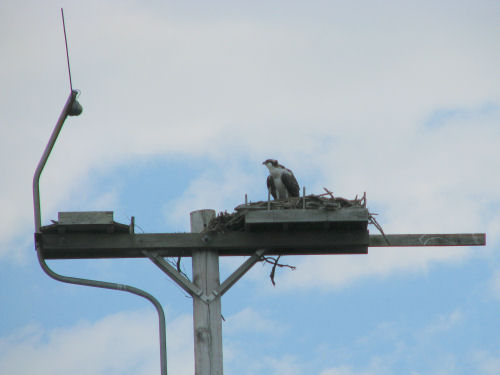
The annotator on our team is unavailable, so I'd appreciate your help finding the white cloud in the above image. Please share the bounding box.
[163,164,261,232]
[224,307,286,336]
[471,350,500,375]
[418,309,463,338]
[265,354,302,375]
[319,356,392,375]
[271,246,470,291]
[225,352,303,375]
[317,310,466,375]
[223,308,297,374]
[0,310,193,375]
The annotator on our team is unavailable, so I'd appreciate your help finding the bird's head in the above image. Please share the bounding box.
[262,159,279,170]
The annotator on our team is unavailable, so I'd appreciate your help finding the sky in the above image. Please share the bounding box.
[1,0,499,374]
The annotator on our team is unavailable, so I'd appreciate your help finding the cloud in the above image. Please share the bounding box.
[224,307,286,336]
[418,309,463,338]
[317,309,480,375]
[265,355,302,375]
[269,246,470,291]
[488,270,500,299]
[0,306,291,375]
[163,163,262,231]
[319,354,394,375]
[223,308,296,374]
[0,310,193,375]
[320,365,374,375]
[225,352,303,375]
[470,350,500,375]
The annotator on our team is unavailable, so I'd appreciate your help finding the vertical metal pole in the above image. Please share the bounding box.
[191,209,223,375]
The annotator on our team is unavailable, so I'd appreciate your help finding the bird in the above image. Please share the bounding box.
[262,159,300,200]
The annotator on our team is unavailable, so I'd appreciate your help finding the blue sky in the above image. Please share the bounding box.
[1,1,500,374]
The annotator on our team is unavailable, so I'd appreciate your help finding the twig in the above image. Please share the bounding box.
[165,256,190,281]
[322,187,335,200]
[369,214,390,245]
[176,256,182,273]
[260,255,296,286]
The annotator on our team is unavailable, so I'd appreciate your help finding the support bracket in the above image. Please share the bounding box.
[145,251,204,298]
[207,249,266,303]
[146,249,266,305]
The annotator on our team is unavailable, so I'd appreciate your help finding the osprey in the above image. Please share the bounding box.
[262,159,300,200]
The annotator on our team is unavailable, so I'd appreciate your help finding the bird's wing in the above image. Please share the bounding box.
[281,172,300,197]
[266,175,277,200]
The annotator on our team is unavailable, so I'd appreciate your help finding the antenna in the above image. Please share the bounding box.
[59,8,82,116]
[61,8,73,91]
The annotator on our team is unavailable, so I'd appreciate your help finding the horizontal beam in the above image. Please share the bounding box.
[369,233,486,247]
[37,232,485,260]
[37,231,369,259]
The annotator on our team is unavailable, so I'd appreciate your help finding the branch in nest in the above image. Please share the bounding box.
[260,255,296,286]
[369,214,390,245]
[322,187,335,200]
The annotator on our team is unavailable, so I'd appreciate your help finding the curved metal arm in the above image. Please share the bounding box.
[33,90,81,233]
[32,91,167,374]
[35,236,167,375]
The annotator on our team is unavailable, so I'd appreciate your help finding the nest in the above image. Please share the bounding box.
[204,190,367,234]
[199,190,388,286]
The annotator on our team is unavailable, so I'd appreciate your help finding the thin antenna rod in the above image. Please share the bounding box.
[61,8,73,91]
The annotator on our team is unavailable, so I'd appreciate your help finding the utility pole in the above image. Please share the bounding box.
[191,209,223,375]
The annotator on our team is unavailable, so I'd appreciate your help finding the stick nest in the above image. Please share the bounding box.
[204,190,366,234]
[199,190,388,286]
